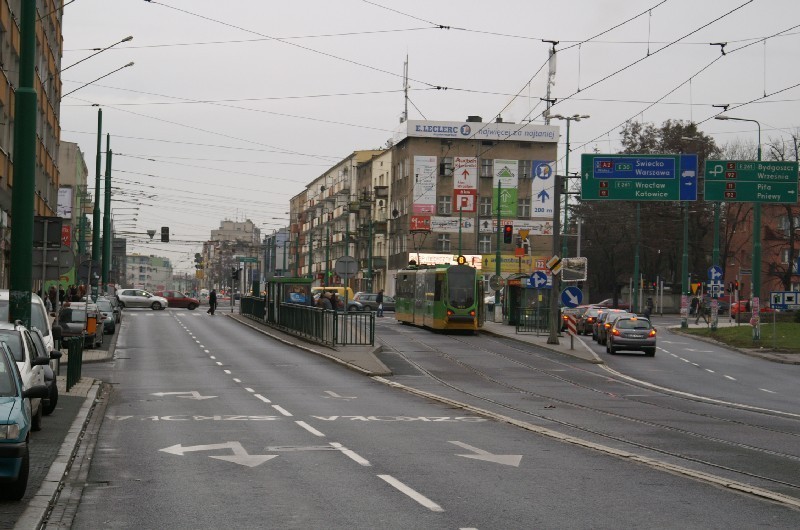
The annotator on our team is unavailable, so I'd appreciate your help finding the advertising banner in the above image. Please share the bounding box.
[57,187,73,218]
[493,159,518,217]
[530,160,555,218]
[430,216,475,234]
[412,156,437,214]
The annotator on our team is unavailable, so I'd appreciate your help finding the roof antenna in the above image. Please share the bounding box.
[710,42,727,56]
[712,103,730,112]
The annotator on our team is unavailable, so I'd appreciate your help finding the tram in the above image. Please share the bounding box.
[394,263,484,332]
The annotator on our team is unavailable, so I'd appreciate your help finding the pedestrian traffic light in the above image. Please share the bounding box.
[503,224,513,244]
[160,226,169,242]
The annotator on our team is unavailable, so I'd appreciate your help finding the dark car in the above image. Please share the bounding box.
[576,306,603,335]
[606,316,657,356]
[596,310,634,344]
[57,303,104,349]
[154,291,200,310]
[353,292,395,312]
[595,298,632,311]
[94,298,117,334]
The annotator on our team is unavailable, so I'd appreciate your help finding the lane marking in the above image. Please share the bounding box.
[216,362,223,366]
[296,421,325,437]
[330,442,371,466]
[254,394,271,403]
[224,370,231,375]
[233,378,242,383]
[377,474,443,512]
[245,387,255,393]
[724,375,737,381]
[760,388,776,394]
[272,405,293,417]
[705,369,715,373]
[210,356,216,360]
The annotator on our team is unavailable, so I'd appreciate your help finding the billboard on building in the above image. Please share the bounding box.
[57,187,73,218]
[493,159,518,216]
[412,156,437,214]
[530,160,556,218]
[394,120,559,144]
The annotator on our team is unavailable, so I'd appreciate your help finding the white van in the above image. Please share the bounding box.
[0,290,59,352]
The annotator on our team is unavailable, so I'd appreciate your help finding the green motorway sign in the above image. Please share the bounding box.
[581,153,698,201]
[236,256,258,263]
[704,160,799,203]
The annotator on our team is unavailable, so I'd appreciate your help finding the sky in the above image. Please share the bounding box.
[58,0,800,273]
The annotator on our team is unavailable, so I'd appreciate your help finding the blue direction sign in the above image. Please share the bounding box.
[561,286,583,308]
[530,271,550,289]
[707,265,723,281]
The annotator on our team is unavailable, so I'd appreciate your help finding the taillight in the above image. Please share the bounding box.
[604,323,611,329]
[446,309,454,316]
[612,329,620,336]
[562,315,568,320]
[649,329,657,337]
[469,310,475,316]
[587,317,595,323]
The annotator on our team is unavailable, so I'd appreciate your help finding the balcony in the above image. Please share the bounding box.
[374,185,388,198]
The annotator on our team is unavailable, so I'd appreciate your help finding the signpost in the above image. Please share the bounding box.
[580,154,698,201]
[704,160,799,202]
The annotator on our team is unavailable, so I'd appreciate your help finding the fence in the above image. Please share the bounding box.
[516,307,551,335]
[63,337,83,391]
[241,296,374,347]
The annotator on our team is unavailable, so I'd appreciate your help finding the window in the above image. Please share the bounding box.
[437,234,451,252]
[479,235,491,254]
[519,160,532,178]
[479,196,493,216]
[518,198,531,218]
[781,248,791,264]
[778,215,800,236]
[438,195,452,215]
[480,158,493,178]
[439,157,453,177]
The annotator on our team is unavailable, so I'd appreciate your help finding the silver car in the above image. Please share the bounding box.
[116,289,169,310]
[606,316,656,356]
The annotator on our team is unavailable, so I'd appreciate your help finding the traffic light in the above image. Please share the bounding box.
[160,226,169,242]
[734,280,739,291]
[503,224,513,244]
[231,267,240,280]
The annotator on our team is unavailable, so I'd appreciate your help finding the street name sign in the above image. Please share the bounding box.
[704,160,799,203]
[581,153,697,201]
[236,256,258,263]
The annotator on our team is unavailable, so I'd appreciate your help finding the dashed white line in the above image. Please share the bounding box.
[224,370,231,374]
[329,443,370,466]
[691,363,699,367]
[209,356,216,360]
[705,369,715,373]
[296,421,325,437]
[254,394,271,403]
[272,405,293,417]
[378,474,443,512]
[724,375,737,381]
[215,362,222,366]
[233,378,242,383]
[245,387,255,393]
[760,388,776,394]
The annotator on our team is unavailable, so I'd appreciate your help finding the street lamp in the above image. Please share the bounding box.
[552,114,590,258]
[714,114,762,340]
[62,35,133,71]
[62,62,135,99]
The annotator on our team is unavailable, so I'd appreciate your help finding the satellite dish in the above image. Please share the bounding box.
[147,230,156,240]
[392,209,400,218]
[378,200,385,207]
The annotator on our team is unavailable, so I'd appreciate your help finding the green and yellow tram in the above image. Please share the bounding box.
[395,263,484,332]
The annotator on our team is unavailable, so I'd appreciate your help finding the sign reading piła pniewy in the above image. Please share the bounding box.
[704,160,799,203]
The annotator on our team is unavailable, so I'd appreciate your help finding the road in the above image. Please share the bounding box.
[57,309,800,528]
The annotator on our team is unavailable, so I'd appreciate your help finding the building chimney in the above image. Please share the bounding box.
[495,116,503,123]
[466,115,483,123]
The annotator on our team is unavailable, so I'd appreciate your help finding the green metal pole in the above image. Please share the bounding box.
[367,219,373,292]
[562,118,570,258]
[681,202,689,328]
[548,174,562,344]
[102,137,112,291]
[495,181,502,311]
[633,203,640,312]
[711,201,720,331]
[752,130,762,340]
[8,0,36,326]
[92,109,102,264]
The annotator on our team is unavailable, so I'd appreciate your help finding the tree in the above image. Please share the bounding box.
[574,120,720,300]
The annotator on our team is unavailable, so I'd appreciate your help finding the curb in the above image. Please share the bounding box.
[480,327,604,364]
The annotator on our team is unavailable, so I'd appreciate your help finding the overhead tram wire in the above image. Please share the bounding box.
[572,21,800,154]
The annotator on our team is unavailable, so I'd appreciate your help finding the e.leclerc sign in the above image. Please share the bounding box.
[704,160,799,203]
[580,154,697,201]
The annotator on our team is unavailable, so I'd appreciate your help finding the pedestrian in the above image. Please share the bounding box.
[690,295,699,316]
[318,292,333,310]
[207,289,217,315]
[48,285,58,313]
[695,297,709,325]
[59,285,66,305]
[644,297,653,319]
[376,289,384,317]
[69,284,78,302]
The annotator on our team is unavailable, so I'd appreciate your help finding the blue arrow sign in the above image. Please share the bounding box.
[680,154,698,201]
[530,271,549,289]
[561,286,583,308]
[707,265,723,280]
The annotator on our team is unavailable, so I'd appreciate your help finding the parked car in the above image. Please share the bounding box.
[596,311,634,344]
[0,341,49,500]
[94,298,117,334]
[353,292,395,312]
[103,295,122,323]
[576,306,603,335]
[154,291,200,310]
[29,327,62,416]
[595,298,632,311]
[116,289,169,310]
[730,300,774,316]
[560,306,583,332]
[606,316,657,356]
[0,321,52,432]
[57,303,104,349]
[0,290,60,356]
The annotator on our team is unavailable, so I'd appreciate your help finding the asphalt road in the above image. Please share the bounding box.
[60,309,800,528]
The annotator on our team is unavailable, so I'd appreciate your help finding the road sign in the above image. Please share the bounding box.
[707,280,724,298]
[770,291,800,310]
[704,160,799,203]
[334,256,358,279]
[561,257,587,282]
[560,286,583,308]
[580,153,697,201]
[546,255,562,275]
[489,275,506,291]
[530,271,549,289]
[707,265,723,281]
[236,256,258,263]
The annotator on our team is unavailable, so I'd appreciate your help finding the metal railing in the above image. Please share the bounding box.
[516,307,551,335]
[241,296,373,346]
[63,337,84,391]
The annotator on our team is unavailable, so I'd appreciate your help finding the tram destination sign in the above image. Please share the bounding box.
[704,160,799,203]
[581,153,697,201]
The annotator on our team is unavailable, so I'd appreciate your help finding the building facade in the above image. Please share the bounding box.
[200,219,262,291]
[124,254,173,291]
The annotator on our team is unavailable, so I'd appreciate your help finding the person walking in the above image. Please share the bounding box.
[48,285,58,313]
[207,289,217,315]
[376,289,384,317]
[695,297,709,325]
[318,292,333,310]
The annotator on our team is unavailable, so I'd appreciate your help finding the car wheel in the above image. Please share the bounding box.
[152,302,162,310]
[31,400,43,431]
[644,348,656,357]
[187,303,197,310]
[118,301,125,309]
[44,382,58,415]
[1,447,29,500]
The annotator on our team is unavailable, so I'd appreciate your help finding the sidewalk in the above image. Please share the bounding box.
[480,319,604,363]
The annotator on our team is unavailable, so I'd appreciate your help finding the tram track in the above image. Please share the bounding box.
[378,327,800,499]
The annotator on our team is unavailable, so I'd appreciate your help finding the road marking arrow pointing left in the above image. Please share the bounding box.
[151,391,217,400]
[449,441,522,467]
[160,441,277,468]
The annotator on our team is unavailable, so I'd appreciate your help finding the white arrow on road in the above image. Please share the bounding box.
[449,441,522,467]
[324,390,357,400]
[151,391,217,400]
[160,441,277,467]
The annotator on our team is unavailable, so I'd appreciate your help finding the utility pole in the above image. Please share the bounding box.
[541,40,558,125]
[102,135,112,293]
[8,0,36,327]
[92,108,102,297]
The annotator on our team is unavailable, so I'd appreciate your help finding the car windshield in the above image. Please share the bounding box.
[96,300,113,312]
[616,319,651,330]
[0,330,23,362]
[0,300,50,337]
[60,308,87,323]
[0,347,14,396]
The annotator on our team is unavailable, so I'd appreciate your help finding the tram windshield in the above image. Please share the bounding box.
[447,265,475,308]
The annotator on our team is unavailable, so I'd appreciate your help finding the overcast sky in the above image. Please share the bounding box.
[59,0,800,273]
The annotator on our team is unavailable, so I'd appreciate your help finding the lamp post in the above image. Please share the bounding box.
[715,115,762,340]
[552,114,590,258]
[61,62,134,99]
[62,35,133,71]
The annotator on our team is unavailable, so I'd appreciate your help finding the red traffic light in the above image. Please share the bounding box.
[503,224,513,244]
